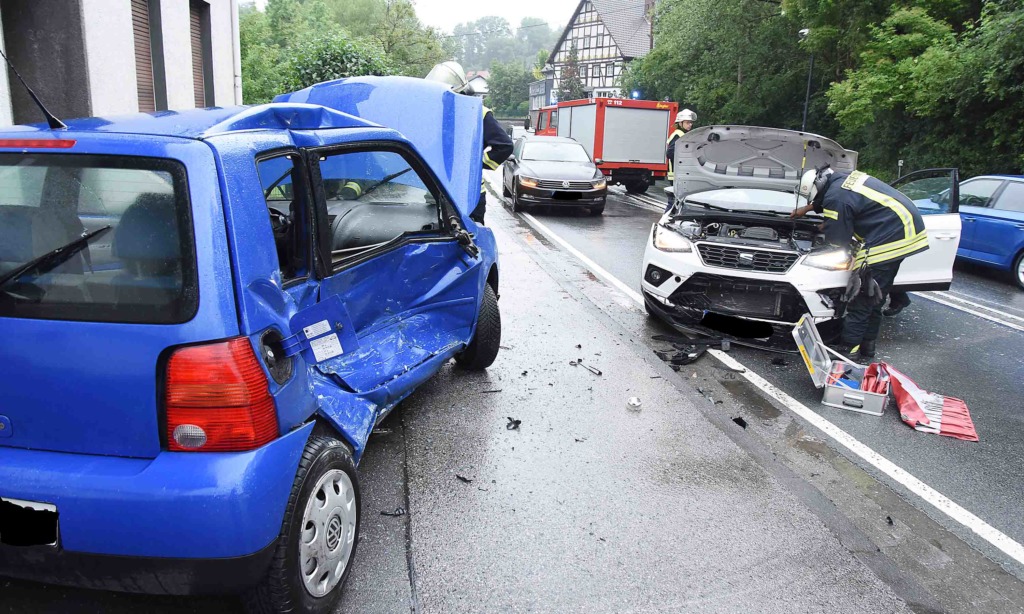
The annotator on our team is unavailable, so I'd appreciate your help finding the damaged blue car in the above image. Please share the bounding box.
[0,76,500,612]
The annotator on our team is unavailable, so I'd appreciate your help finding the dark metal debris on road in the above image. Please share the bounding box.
[480,389,502,394]
[569,358,602,376]
[380,507,406,517]
[506,417,522,430]
[772,358,790,367]
[733,417,748,429]
[456,475,473,484]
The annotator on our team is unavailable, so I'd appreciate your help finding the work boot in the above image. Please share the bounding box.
[831,342,860,360]
[859,339,877,359]
[882,304,905,317]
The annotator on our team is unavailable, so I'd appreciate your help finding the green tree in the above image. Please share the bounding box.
[533,49,549,80]
[372,0,446,77]
[559,44,586,101]
[286,32,392,90]
[488,60,532,115]
[239,6,285,103]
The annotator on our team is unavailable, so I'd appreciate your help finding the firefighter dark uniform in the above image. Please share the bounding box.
[814,170,929,355]
[476,106,514,224]
[665,128,686,209]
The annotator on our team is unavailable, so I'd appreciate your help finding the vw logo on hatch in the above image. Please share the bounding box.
[562,180,571,188]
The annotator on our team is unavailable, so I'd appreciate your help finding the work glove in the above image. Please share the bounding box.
[843,266,884,305]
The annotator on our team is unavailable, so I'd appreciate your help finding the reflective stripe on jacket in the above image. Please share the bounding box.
[817,170,929,266]
[665,129,685,181]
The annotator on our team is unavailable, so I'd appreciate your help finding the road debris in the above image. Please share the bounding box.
[506,417,522,430]
[480,389,502,394]
[772,357,790,367]
[886,516,894,526]
[372,428,392,435]
[626,396,643,411]
[456,474,473,484]
[569,358,602,376]
[733,417,748,429]
[380,507,406,517]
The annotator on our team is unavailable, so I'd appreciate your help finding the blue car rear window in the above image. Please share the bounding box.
[0,154,197,324]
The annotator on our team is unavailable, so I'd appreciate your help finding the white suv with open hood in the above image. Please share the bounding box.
[642,126,962,328]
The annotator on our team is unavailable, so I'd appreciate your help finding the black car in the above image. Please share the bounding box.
[502,136,607,215]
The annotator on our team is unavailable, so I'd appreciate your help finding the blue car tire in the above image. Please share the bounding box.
[245,434,360,614]
[455,284,501,370]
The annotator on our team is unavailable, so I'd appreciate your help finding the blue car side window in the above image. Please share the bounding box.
[319,150,441,260]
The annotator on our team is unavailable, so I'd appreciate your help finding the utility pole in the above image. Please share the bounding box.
[799,29,813,132]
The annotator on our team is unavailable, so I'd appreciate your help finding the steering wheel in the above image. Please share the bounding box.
[268,206,290,231]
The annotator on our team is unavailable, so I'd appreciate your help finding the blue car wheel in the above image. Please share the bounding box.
[1014,251,1024,290]
[245,434,360,614]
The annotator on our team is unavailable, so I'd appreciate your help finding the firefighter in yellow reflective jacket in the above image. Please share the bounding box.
[792,167,928,359]
[426,61,513,224]
[665,109,696,209]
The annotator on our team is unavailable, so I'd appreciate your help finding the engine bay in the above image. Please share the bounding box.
[666,210,826,253]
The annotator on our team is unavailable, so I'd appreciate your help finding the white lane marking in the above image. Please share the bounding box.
[912,292,1024,333]
[518,209,1024,567]
[521,212,645,305]
[923,291,1024,324]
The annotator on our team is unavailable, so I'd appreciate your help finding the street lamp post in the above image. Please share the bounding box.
[799,28,813,132]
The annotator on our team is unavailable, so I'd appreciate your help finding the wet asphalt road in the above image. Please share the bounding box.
[525,181,1024,565]
[5,180,1024,613]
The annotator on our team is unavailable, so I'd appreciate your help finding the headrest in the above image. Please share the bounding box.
[0,206,39,261]
[112,193,180,260]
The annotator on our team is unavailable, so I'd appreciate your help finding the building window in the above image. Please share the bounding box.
[189,0,214,107]
[132,0,166,112]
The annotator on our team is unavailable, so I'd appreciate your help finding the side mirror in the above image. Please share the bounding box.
[465,76,489,96]
[594,158,603,165]
[507,154,516,163]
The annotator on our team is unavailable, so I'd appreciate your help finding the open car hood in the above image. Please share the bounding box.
[674,126,858,201]
[276,76,483,218]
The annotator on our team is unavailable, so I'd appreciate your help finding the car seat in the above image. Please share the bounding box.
[111,193,181,307]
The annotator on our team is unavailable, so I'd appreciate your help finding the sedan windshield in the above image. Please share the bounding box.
[522,142,591,163]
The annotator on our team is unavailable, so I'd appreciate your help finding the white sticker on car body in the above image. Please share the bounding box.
[303,320,332,339]
[310,333,343,362]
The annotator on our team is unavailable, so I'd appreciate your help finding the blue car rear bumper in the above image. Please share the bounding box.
[0,423,313,594]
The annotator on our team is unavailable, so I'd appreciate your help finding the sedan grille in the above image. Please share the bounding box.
[696,243,799,274]
[535,179,595,190]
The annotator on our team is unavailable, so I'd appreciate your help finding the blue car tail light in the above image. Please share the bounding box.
[164,338,279,452]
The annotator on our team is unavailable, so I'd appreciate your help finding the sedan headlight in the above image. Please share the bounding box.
[653,224,693,253]
[592,177,607,189]
[518,175,539,188]
[803,247,853,271]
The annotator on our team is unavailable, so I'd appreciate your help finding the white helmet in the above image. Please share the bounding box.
[798,166,833,203]
[675,109,696,123]
[425,61,469,93]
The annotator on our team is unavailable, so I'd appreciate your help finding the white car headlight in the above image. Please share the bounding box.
[592,177,606,189]
[803,248,853,271]
[653,224,693,253]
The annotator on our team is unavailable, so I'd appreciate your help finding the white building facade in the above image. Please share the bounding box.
[547,0,653,100]
[0,0,241,127]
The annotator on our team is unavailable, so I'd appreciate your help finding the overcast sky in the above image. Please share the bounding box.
[253,0,580,35]
[413,0,579,34]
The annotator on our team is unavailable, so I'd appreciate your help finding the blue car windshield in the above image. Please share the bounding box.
[0,154,196,324]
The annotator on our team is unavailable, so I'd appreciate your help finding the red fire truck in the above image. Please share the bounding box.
[532,98,677,194]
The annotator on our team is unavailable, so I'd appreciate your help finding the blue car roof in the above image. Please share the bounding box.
[0,77,483,217]
[0,103,378,140]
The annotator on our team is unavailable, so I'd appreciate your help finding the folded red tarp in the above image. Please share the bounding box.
[882,362,979,442]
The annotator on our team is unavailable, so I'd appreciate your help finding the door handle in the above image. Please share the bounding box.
[962,217,976,222]
[933,233,958,240]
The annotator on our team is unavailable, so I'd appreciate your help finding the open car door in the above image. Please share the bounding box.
[891,168,961,291]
